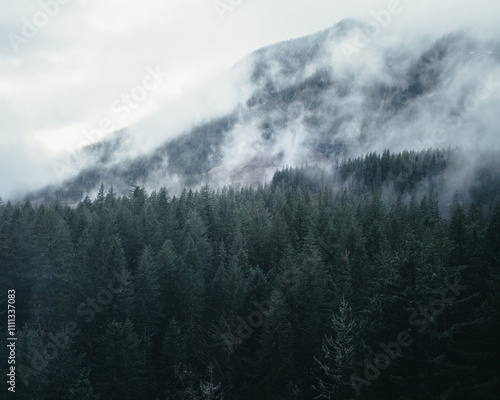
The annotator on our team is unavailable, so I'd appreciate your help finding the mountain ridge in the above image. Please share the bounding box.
[27,19,500,204]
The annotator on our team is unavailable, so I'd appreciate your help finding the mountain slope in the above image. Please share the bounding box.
[29,20,500,203]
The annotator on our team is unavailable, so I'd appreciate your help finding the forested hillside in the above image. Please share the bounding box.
[28,23,500,204]
[1,149,499,399]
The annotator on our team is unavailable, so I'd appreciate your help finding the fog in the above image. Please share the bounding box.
[206,28,499,191]
[1,0,500,201]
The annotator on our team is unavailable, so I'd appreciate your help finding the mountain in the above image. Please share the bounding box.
[28,19,500,204]
[3,17,500,400]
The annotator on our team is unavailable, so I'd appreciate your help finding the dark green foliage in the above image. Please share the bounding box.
[2,149,499,399]
[165,115,237,176]
[92,319,146,400]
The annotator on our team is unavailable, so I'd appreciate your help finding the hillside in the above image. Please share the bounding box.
[2,149,499,399]
[28,20,500,204]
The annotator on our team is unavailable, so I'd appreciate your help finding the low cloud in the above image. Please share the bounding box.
[1,0,500,200]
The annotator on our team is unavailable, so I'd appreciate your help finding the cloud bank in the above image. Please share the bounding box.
[1,0,499,200]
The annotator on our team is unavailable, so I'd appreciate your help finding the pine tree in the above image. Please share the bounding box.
[156,239,181,320]
[448,200,468,267]
[69,370,100,400]
[160,318,188,399]
[313,296,356,399]
[200,363,224,400]
[257,289,298,399]
[182,209,213,271]
[92,319,146,400]
[96,184,105,205]
[16,327,48,398]
[134,245,162,393]
[246,197,272,272]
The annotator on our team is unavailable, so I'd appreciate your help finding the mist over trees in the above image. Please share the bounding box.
[22,24,500,206]
[1,149,499,399]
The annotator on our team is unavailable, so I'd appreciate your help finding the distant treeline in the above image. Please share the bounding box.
[0,149,499,399]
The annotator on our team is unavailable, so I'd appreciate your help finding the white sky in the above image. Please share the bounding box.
[0,0,499,200]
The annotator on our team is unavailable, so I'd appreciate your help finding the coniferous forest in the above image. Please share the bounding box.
[1,149,499,400]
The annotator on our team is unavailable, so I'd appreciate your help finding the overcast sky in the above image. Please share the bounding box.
[1,0,499,200]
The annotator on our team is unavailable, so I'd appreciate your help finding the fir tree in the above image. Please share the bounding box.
[313,296,356,399]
